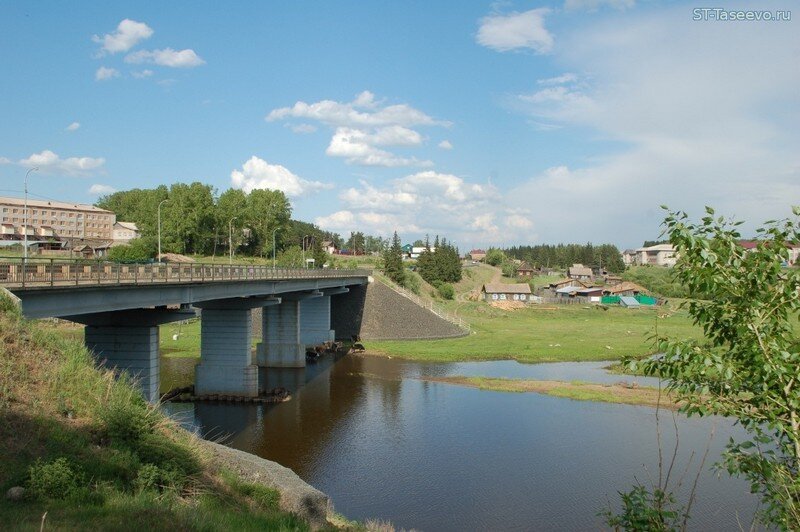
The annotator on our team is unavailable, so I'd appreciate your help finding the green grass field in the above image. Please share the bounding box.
[367,301,700,363]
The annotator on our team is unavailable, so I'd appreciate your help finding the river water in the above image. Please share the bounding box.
[162,355,761,531]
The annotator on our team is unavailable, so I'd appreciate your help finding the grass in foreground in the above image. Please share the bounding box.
[424,376,678,409]
[367,301,702,363]
[0,297,339,531]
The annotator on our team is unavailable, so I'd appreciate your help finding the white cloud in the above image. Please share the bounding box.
[438,140,453,150]
[268,91,447,167]
[286,123,317,134]
[131,69,154,79]
[230,156,332,197]
[93,19,153,54]
[95,66,120,81]
[316,170,533,244]
[325,126,431,167]
[65,122,80,132]
[125,48,205,68]
[267,90,447,128]
[477,8,553,53]
[88,184,116,195]
[18,150,105,176]
[537,73,578,85]
[564,0,635,11]
[506,5,800,245]
[0,157,10,165]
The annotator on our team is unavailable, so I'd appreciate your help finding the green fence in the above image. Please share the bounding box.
[601,294,657,306]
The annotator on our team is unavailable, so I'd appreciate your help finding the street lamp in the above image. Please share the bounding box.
[228,216,238,265]
[272,227,279,268]
[157,199,169,262]
[23,167,39,263]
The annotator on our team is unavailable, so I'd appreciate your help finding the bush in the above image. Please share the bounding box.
[97,388,157,445]
[28,457,84,500]
[107,237,156,262]
[437,283,455,300]
[134,463,185,493]
[401,271,422,294]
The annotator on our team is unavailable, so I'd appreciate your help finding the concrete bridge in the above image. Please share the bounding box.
[0,258,369,402]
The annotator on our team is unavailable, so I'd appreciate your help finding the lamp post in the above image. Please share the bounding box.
[272,227,279,268]
[23,167,39,263]
[228,216,237,265]
[157,199,169,263]
[302,234,313,269]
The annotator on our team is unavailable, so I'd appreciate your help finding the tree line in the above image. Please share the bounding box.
[504,243,625,273]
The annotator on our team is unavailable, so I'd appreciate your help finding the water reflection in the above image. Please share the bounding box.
[161,355,760,531]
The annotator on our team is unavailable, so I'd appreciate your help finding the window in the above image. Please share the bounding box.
[491,293,498,300]
[499,294,507,300]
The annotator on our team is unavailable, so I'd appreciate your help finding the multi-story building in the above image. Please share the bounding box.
[634,244,678,267]
[0,195,116,244]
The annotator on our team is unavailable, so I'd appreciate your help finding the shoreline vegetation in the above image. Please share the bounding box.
[420,376,680,410]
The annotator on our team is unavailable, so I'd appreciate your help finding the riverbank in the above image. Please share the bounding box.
[421,376,679,409]
[365,300,701,363]
[0,297,350,530]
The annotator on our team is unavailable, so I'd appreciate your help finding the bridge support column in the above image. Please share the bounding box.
[300,295,332,346]
[86,325,160,402]
[257,291,322,368]
[195,308,258,397]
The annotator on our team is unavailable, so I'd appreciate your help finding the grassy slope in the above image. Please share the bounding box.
[367,263,702,363]
[0,300,332,531]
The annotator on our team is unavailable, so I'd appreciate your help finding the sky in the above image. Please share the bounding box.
[1,1,797,250]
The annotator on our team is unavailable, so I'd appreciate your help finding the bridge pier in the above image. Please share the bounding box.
[299,287,349,347]
[66,308,196,403]
[194,297,278,397]
[257,291,322,368]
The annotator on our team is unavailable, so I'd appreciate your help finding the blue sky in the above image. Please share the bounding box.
[1,1,797,250]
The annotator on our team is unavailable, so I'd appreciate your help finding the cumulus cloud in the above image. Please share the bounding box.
[230,156,332,197]
[477,8,553,53]
[88,184,116,195]
[0,157,11,165]
[537,73,578,85]
[93,19,153,54]
[95,66,120,81]
[125,48,205,68]
[315,170,533,244]
[65,122,80,132]
[268,91,447,167]
[286,123,317,134]
[131,69,154,79]
[438,140,453,150]
[18,150,105,176]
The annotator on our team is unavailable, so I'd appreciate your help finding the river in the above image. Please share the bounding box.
[162,354,761,531]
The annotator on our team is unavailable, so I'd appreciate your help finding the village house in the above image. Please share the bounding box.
[555,285,604,302]
[604,274,623,286]
[469,249,487,261]
[738,240,800,266]
[112,221,139,245]
[549,278,591,290]
[482,283,532,302]
[602,281,648,297]
[567,263,593,281]
[321,240,337,254]
[634,244,678,267]
[621,249,637,267]
[516,261,535,277]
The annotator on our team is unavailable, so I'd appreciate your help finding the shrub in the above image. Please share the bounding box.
[97,388,157,445]
[134,463,184,493]
[437,283,455,300]
[28,457,84,500]
[401,271,422,294]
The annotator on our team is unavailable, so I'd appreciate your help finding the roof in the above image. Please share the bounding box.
[620,296,640,307]
[567,264,593,277]
[604,281,648,295]
[483,283,531,294]
[470,249,486,254]
[635,244,675,252]
[0,195,113,214]
[550,278,590,288]
[622,249,636,254]
[114,221,138,231]
[556,286,579,294]
[517,262,534,270]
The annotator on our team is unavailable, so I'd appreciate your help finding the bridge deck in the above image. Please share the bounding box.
[0,258,370,289]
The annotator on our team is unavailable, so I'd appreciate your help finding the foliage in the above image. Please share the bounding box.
[505,242,625,273]
[417,236,462,285]
[629,206,800,530]
[603,485,682,531]
[622,266,692,298]
[484,248,506,266]
[401,270,422,294]
[28,457,85,500]
[501,261,517,277]
[382,231,406,285]
[437,283,455,300]
[106,237,157,262]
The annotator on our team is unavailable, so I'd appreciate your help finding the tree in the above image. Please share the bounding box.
[620,206,800,530]
[246,189,291,256]
[383,231,405,285]
[485,248,506,266]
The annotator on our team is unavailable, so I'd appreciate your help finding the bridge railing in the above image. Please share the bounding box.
[0,257,370,288]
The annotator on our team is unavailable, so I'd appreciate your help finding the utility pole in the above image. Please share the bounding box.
[23,167,39,263]
[157,199,169,262]
[272,227,279,268]
[228,216,238,265]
